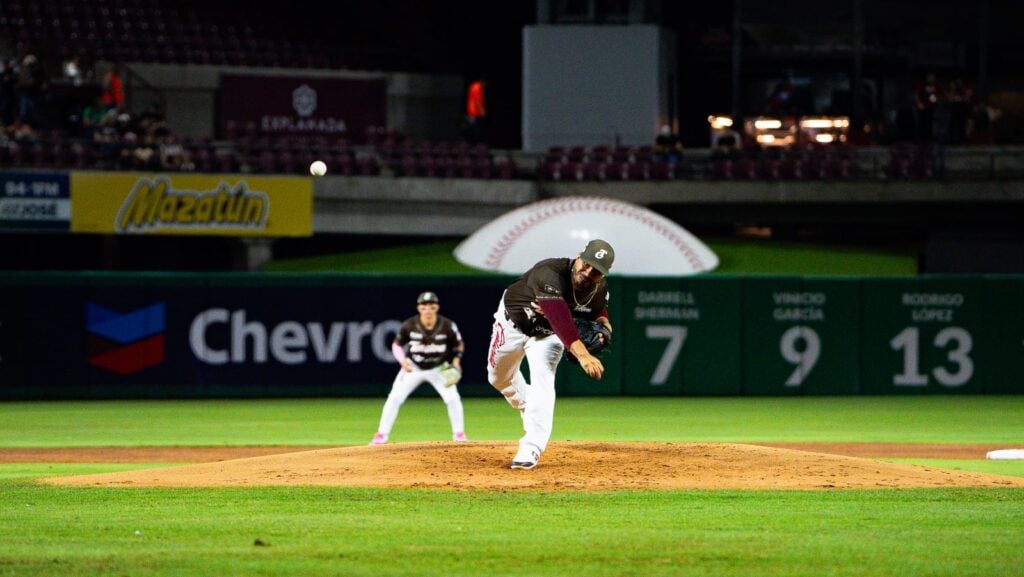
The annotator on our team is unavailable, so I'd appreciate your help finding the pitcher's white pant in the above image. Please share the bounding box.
[376,365,465,436]
[487,296,564,459]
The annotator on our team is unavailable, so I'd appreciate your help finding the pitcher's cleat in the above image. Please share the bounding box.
[369,433,388,445]
[510,448,539,470]
[453,432,468,442]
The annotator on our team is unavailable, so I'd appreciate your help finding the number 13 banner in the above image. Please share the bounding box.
[861,278,988,394]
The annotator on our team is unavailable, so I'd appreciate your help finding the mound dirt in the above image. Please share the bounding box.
[41,442,1024,491]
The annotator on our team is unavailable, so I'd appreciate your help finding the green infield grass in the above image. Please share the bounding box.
[2,396,1022,577]
[262,238,918,275]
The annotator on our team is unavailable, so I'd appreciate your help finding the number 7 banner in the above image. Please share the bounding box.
[621,277,742,395]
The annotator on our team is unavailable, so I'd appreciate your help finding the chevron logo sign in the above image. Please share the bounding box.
[86,302,166,374]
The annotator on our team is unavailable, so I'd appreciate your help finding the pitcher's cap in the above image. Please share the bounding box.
[417,291,439,304]
[580,239,615,276]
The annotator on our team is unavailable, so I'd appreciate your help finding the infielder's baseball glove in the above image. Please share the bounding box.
[438,362,462,387]
[563,319,611,364]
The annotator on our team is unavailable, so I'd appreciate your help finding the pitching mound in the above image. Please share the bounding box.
[43,442,1024,491]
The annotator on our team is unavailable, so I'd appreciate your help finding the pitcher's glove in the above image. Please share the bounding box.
[438,362,462,387]
[563,319,612,364]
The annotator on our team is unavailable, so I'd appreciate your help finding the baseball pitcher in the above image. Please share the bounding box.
[486,239,615,469]
[371,291,467,445]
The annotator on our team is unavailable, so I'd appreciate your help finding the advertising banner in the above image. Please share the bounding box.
[742,277,860,395]
[0,171,71,231]
[220,74,386,141]
[2,274,508,399]
[3,274,1022,399]
[70,173,312,236]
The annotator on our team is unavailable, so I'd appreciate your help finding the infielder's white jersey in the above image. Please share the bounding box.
[376,314,466,440]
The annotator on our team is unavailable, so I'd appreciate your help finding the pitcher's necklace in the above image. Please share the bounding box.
[571,277,599,308]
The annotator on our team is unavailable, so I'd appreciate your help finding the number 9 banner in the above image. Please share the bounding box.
[741,277,860,395]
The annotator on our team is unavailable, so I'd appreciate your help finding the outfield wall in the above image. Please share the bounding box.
[1,273,1021,398]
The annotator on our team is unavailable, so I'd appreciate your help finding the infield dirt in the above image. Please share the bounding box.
[38,442,1024,491]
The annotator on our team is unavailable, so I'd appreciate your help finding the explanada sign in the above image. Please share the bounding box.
[220,74,386,139]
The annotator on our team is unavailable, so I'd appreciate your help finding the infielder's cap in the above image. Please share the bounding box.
[417,291,439,304]
[580,239,615,276]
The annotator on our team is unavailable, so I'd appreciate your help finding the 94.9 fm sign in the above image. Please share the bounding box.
[0,172,70,231]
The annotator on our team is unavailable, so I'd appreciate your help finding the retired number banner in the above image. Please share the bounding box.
[70,173,312,237]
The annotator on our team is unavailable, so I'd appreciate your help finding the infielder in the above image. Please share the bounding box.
[486,239,614,469]
[371,291,467,445]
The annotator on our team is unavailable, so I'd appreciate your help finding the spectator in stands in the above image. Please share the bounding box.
[0,57,17,125]
[93,124,121,168]
[101,62,125,110]
[967,101,1000,145]
[130,132,160,171]
[158,131,192,171]
[464,78,487,143]
[946,77,970,146]
[766,75,799,115]
[81,95,108,140]
[653,124,684,165]
[62,55,87,86]
[137,101,167,135]
[915,71,942,141]
[6,116,36,142]
[17,54,48,128]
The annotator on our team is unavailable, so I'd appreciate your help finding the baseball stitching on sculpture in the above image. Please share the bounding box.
[484,197,709,271]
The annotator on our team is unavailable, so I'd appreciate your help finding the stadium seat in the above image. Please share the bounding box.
[650,160,675,180]
[474,157,493,179]
[454,155,475,178]
[356,155,381,176]
[538,159,563,181]
[627,161,650,181]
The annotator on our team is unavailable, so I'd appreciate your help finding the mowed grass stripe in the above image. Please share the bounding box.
[1,397,1022,447]
[0,483,1020,577]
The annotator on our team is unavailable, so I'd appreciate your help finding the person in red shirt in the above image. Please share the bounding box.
[464,79,487,143]
[101,63,124,110]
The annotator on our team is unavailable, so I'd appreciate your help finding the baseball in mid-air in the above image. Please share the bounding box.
[309,160,327,176]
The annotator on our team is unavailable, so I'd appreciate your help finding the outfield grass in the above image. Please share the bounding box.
[262,238,918,275]
[2,396,1022,447]
[2,397,1022,577]
[0,480,1020,577]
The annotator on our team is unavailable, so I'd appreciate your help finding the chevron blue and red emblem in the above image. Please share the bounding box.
[85,302,166,374]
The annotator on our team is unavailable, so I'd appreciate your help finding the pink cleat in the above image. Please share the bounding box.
[453,432,468,442]
[369,433,388,445]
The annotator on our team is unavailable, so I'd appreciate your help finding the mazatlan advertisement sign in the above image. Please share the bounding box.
[70,173,312,236]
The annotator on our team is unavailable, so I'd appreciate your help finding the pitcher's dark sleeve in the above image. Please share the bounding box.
[537,299,581,349]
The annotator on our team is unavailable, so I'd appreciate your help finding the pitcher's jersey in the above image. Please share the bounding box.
[395,315,462,369]
[503,257,609,336]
